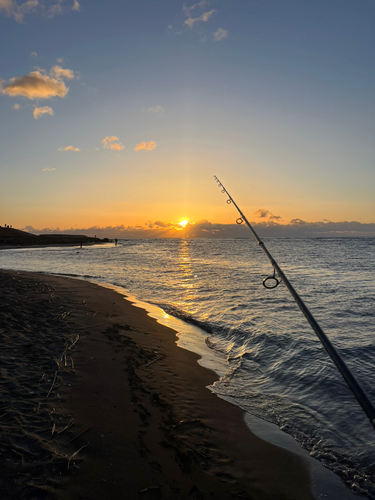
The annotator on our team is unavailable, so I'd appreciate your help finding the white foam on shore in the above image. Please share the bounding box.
[92,280,228,375]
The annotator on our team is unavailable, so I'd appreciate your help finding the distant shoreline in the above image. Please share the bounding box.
[0,226,111,248]
[0,241,112,250]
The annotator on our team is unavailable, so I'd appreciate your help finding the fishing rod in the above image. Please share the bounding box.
[214,175,375,429]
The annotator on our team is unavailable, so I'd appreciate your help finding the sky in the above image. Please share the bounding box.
[1,0,374,238]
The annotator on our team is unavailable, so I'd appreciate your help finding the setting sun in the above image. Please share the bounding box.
[179,220,188,227]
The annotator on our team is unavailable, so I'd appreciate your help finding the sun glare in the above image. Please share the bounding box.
[179,220,188,227]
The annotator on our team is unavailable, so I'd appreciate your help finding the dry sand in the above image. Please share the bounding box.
[0,270,317,499]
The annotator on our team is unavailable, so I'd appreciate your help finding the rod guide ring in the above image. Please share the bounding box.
[263,276,280,289]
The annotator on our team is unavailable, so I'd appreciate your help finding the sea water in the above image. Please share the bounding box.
[1,238,375,498]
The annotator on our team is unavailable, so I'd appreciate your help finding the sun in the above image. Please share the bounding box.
[178,219,188,228]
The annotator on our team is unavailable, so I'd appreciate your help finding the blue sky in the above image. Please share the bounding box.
[1,0,374,235]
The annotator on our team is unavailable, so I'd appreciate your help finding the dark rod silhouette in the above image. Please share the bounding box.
[214,175,375,430]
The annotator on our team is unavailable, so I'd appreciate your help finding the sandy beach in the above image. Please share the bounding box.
[0,269,317,500]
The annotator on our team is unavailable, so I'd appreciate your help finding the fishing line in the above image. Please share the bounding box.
[214,175,375,430]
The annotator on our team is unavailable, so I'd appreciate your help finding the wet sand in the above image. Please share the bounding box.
[0,269,316,499]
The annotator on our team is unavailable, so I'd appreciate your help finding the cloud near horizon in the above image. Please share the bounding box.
[41,167,56,171]
[58,145,80,152]
[21,218,375,239]
[0,65,74,100]
[33,106,54,119]
[255,209,281,221]
[134,141,157,152]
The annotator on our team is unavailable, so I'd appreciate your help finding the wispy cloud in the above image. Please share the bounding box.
[50,65,74,80]
[102,136,125,151]
[134,141,157,152]
[0,65,74,100]
[47,0,63,18]
[58,145,80,151]
[255,209,281,221]
[0,0,80,22]
[0,0,38,23]
[153,221,176,228]
[185,9,216,29]
[183,1,213,17]
[33,106,54,119]
[12,103,20,110]
[47,0,80,18]
[147,105,165,114]
[213,27,228,41]
[30,51,37,58]
[41,167,56,171]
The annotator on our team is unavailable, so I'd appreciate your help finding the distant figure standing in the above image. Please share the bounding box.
[80,242,83,248]
[115,238,118,246]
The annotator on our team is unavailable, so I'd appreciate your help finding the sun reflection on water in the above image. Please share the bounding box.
[174,240,198,313]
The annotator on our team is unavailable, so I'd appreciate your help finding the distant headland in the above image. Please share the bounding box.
[0,226,110,247]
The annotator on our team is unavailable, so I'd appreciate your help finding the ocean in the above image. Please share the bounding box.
[1,237,375,498]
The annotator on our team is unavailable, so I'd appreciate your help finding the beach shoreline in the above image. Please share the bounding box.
[1,269,319,499]
[0,242,113,251]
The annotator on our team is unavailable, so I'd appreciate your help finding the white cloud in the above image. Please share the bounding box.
[102,136,125,151]
[0,65,74,100]
[50,65,74,80]
[185,9,216,29]
[12,103,20,110]
[56,57,64,63]
[48,0,80,17]
[47,0,62,18]
[147,105,165,114]
[41,167,56,171]
[0,0,80,22]
[183,1,213,17]
[33,106,54,119]
[134,141,157,152]
[0,0,38,23]
[30,51,37,58]
[213,28,228,41]
[58,145,80,151]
